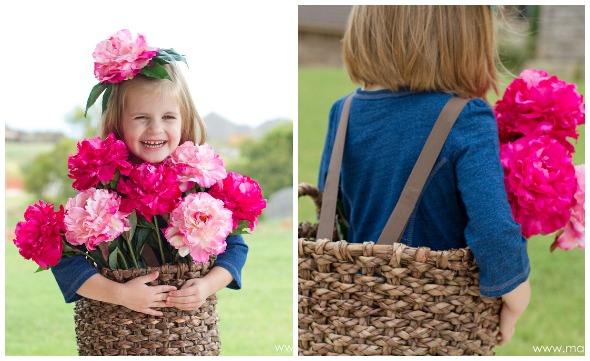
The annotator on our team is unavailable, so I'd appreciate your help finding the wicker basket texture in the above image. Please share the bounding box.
[75,260,220,356]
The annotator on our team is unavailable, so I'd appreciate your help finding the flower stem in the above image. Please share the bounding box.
[125,238,139,268]
[117,249,129,269]
[154,216,166,264]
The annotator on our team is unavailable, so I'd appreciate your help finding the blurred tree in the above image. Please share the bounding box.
[66,105,99,138]
[23,137,77,206]
[233,123,293,198]
[22,106,99,205]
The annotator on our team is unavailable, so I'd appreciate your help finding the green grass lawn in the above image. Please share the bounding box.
[5,219,293,356]
[298,66,585,356]
[4,141,293,356]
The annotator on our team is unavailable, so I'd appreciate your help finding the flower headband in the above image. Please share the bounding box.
[85,29,187,116]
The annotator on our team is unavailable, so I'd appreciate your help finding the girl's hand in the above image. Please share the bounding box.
[166,278,212,310]
[497,305,517,346]
[166,266,234,311]
[117,271,177,316]
[497,279,530,346]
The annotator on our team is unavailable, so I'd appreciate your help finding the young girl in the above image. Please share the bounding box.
[52,35,247,317]
[318,6,530,346]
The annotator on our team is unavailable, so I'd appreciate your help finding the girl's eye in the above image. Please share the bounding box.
[163,115,176,120]
[134,116,147,120]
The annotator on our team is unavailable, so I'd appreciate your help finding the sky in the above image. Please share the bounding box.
[1,1,298,138]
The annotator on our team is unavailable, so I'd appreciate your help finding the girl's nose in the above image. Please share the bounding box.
[147,119,163,133]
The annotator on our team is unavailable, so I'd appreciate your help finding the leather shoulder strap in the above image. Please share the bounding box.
[317,95,468,244]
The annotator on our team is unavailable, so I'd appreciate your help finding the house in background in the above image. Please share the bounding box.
[299,5,584,81]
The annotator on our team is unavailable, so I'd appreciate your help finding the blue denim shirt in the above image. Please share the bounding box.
[52,234,248,303]
[319,89,530,298]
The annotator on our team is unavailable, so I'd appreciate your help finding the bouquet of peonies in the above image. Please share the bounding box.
[494,68,585,251]
[13,134,266,270]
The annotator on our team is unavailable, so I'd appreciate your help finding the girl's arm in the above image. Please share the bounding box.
[52,253,176,316]
[77,271,177,317]
[498,279,531,346]
[166,234,248,310]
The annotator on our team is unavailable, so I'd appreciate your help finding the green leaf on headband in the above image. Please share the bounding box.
[140,62,172,81]
[101,83,113,115]
[85,82,107,117]
[157,48,188,66]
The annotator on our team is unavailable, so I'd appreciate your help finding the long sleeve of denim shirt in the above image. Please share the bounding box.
[51,234,247,303]
[318,89,530,298]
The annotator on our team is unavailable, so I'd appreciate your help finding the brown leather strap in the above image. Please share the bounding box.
[317,94,468,244]
[317,95,353,240]
[377,96,468,244]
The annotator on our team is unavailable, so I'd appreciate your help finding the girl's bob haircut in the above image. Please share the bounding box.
[343,5,499,100]
[100,63,206,144]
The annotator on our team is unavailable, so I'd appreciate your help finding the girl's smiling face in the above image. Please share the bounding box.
[121,81,182,164]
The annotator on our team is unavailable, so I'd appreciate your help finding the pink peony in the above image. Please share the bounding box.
[13,201,65,269]
[167,142,227,191]
[553,164,585,250]
[164,192,233,263]
[117,162,182,221]
[495,69,585,152]
[68,133,132,191]
[209,172,267,231]
[63,188,131,252]
[501,135,578,238]
[93,29,158,83]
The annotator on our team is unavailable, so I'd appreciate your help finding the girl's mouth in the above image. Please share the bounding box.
[141,141,166,148]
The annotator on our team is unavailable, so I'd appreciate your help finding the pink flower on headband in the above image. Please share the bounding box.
[93,29,158,83]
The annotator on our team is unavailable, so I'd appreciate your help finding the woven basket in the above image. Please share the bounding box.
[75,260,220,356]
[298,184,502,356]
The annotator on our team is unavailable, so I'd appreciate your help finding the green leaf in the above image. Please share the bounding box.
[157,48,188,66]
[108,245,118,269]
[107,170,121,191]
[123,210,138,242]
[137,217,157,230]
[35,266,49,273]
[90,246,108,269]
[139,62,172,81]
[101,83,113,115]
[85,82,107,117]
[134,226,151,257]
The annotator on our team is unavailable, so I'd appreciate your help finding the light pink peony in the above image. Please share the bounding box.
[68,133,132,191]
[13,201,65,269]
[93,29,158,83]
[164,192,233,263]
[167,142,227,191]
[117,162,182,221]
[501,135,578,238]
[554,164,585,250]
[495,69,585,152]
[208,172,267,231]
[64,188,131,251]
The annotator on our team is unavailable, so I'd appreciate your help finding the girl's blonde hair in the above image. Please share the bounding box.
[343,5,499,100]
[100,63,206,144]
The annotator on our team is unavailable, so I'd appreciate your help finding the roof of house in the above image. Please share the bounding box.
[298,5,352,35]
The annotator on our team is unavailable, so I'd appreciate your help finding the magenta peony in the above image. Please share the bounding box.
[117,162,182,220]
[167,142,227,191]
[495,69,585,152]
[553,164,585,250]
[68,133,132,191]
[501,135,578,238]
[13,201,65,269]
[209,172,267,231]
[164,193,233,263]
[64,188,131,252]
[93,29,158,83]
